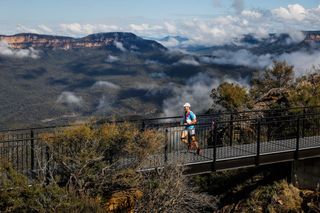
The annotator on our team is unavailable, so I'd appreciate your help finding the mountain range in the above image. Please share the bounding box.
[0,32,166,52]
[0,31,320,129]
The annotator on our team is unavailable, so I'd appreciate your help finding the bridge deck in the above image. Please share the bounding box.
[140,135,320,173]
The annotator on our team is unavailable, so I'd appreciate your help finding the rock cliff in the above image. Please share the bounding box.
[0,32,166,51]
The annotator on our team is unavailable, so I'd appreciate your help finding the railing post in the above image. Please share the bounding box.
[30,129,35,171]
[213,121,217,171]
[141,120,146,131]
[229,114,233,146]
[164,129,168,164]
[45,145,50,185]
[302,109,306,138]
[255,119,261,166]
[295,118,300,160]
[267,120,271,141]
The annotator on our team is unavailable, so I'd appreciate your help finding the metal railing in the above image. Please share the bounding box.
[0,106,319,173]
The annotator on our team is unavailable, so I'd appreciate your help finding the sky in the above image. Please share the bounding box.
[1,0,320,46]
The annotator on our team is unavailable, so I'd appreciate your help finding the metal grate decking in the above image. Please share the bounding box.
[139,135,320,172]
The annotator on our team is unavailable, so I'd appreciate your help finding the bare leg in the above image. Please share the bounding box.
[191,135,201,155]
[181,130,188,146]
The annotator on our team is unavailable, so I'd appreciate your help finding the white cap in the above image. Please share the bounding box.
[183,103,191,107]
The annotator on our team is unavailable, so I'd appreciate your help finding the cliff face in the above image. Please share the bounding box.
[304,31,320,43]
[0,32,166,51]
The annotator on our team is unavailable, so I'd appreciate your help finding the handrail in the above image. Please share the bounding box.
[0,105,319,133]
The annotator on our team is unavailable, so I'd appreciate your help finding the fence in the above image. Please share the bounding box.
[0,106,320,173]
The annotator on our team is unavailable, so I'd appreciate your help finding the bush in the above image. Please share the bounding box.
[40,122,164,211]
[0,160,104,212]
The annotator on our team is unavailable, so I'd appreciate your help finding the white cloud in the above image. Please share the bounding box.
[162,73,220,116]
[283,29,305,43]
[279,51,320,77]
[113,40,126,51]
[106,55,119,63]
[204,49,272,69]
[0,41,40,59]
[241,10,262,19]
[202,48,320,77]
[96,95,112,112]
[60,23,120,36]
[158,37,180,47]
[38,24,53,33]
[175,57,200,66]
[164,22,177,34]
[60,23,83,34]
[130,23,163,32]
[16,24,55,35]
[16,24,41,34]
[3,4,320,48]
[272,4,306,21]
[145,59,159,65]
[92,81,120,89]
[56,92,83,106]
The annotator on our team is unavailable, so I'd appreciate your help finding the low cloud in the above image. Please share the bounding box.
[96,95,113,113]
[162,73,220,116]
[106,55,119,63]
[0,41,40,59]
[279,51,320,77]
[92,81,120,89]
[113,40,126,51]
[158,37,180,48]
[204,49,272,69]
[145,59,161,65]
[149,72,167,79]
[203,49,320,77]
[56,91,83,106]
[175,57,200,66]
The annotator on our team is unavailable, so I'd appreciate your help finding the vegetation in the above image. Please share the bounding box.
[1,123,214,212]
[210,82,251,111]
[288,69,320,107]
[211,61,320,112]
[0,160,104,212]
[251,61,294,99]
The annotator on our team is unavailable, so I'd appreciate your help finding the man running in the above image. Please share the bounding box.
[180,103,201,155]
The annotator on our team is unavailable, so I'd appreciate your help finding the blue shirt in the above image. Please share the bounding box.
[184,111,196,130]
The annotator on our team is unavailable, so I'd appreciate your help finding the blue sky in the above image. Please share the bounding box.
[1,0,319,24]
[1,0,320,46]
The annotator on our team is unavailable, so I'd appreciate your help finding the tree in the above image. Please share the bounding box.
[135,164,216,212]
[288,68,320,107]
[0,160,104,212]
[251,61,294,99]
[210,82,251,111]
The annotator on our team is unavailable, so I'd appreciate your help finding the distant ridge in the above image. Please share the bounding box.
[0,32,167,51]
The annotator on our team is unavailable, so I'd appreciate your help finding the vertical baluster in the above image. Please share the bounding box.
[229,114,233,146]
[164,129,168,164]
[213,121,217,171]
[256,119,261,166]
[31,130,35,171]
[295,118,300,160]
